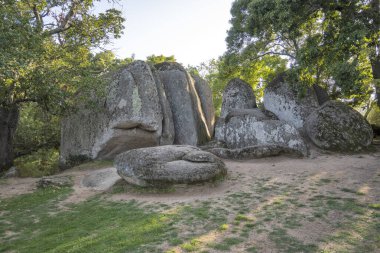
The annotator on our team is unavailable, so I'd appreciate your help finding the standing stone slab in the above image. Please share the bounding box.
[220,78,257,118]
[263,74,319,129]
[192,74,216,137]
[60,61,174,166]
[115,145,227,187]
[305,101,373,151]
[156,63,211,145]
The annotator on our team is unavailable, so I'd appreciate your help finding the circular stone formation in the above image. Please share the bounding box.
[115,145,227,187]
[305,101,373,151]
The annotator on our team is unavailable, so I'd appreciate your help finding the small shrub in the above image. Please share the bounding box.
[14,148,59,177]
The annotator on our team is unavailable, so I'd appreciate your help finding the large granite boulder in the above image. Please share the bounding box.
[263,74,319,129]
[224,115,307,156]
[211,108,307,158]
[156,63,211,145]
[305,101,373,151]
[60,61,175,165]
[220,78,257,118]
[192,74,216,137]
[115,145,227,187]
[215,79,257,141]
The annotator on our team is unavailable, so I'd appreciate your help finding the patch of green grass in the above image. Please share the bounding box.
[246,246,258,252]
[269,227,318,253]
[14,148,59,177]
[0,187,179,253]
[181,239,201,252]
[210,237,243,251]
[110,179,176,194]
[369,203,380,210]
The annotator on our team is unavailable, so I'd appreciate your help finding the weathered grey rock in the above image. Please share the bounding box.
[81,168,120,190]
[214,117,226,142]
[115,145,227,187]
[224,116,308,156]
[60,61,175,165]
[192,74,215,137]
[156,63,211,145]
[37,176,73,188]
[220,78,257,118]
[150,65,176,145]
[215,108,267,142]
[306,101,373,151]
[312,84,330,105]
[3,166,18,178]
[264,74,319,129]
[207,145,305,159]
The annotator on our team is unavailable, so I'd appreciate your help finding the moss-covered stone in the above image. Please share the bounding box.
[306,101,373,151]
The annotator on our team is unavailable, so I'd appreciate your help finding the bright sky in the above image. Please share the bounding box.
[96,0,234,66]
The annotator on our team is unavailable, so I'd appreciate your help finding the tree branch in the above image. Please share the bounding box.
[45,0,84,35]
[248,51,296,61]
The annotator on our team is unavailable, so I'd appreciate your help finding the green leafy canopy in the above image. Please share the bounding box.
[0,0,125,113]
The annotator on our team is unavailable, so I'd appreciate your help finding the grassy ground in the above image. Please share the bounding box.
[1,177,379,252]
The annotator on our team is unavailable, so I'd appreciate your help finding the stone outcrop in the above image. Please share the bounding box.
[213,77,308,158]
[156,63,212,145]
[224,116,307,156]
[305,101,373,151]
[191,74,216,137]
[115,145,227,187]
[206,145,305,159]
[263,74,319,129]
[215,79,257,141]
[60,61,173,165]
[37,176,73,189]
[60,61,214,167]
[220,78,257,118]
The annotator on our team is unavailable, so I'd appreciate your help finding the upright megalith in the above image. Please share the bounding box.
[192,74,216,137]
[215,78,257,141]
[60,61,215,167]
[220,78,257,118]
[155,62,211,145]
[263,74,319,129]
[60,61,175,165]
[212,78,307,159]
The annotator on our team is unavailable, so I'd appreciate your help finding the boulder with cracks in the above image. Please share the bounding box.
[115,145,227,187]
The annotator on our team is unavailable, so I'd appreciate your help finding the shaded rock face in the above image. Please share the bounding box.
[191,74,215,137]
[263,75,319,129]
[225,115,307,156]
[305,101,373,151]
[115,145,227,187]
[60,61,175,165]
[60,61,215,167]
[213,108,307,158]
[215,79,257,142]
[220,78,257,118]
[206,145,305,159]
[156,62,212,145]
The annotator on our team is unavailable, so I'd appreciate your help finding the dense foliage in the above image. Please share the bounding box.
[0,0,125,170]
[226,0,380,105]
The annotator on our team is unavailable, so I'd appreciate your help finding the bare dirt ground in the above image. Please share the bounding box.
[1,146,379,252]
[1,147,379,207]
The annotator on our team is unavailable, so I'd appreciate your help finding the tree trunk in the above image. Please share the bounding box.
[0,105,19,172]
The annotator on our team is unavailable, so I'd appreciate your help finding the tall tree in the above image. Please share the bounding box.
[227,0,379,104]
[0,0,125,171]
